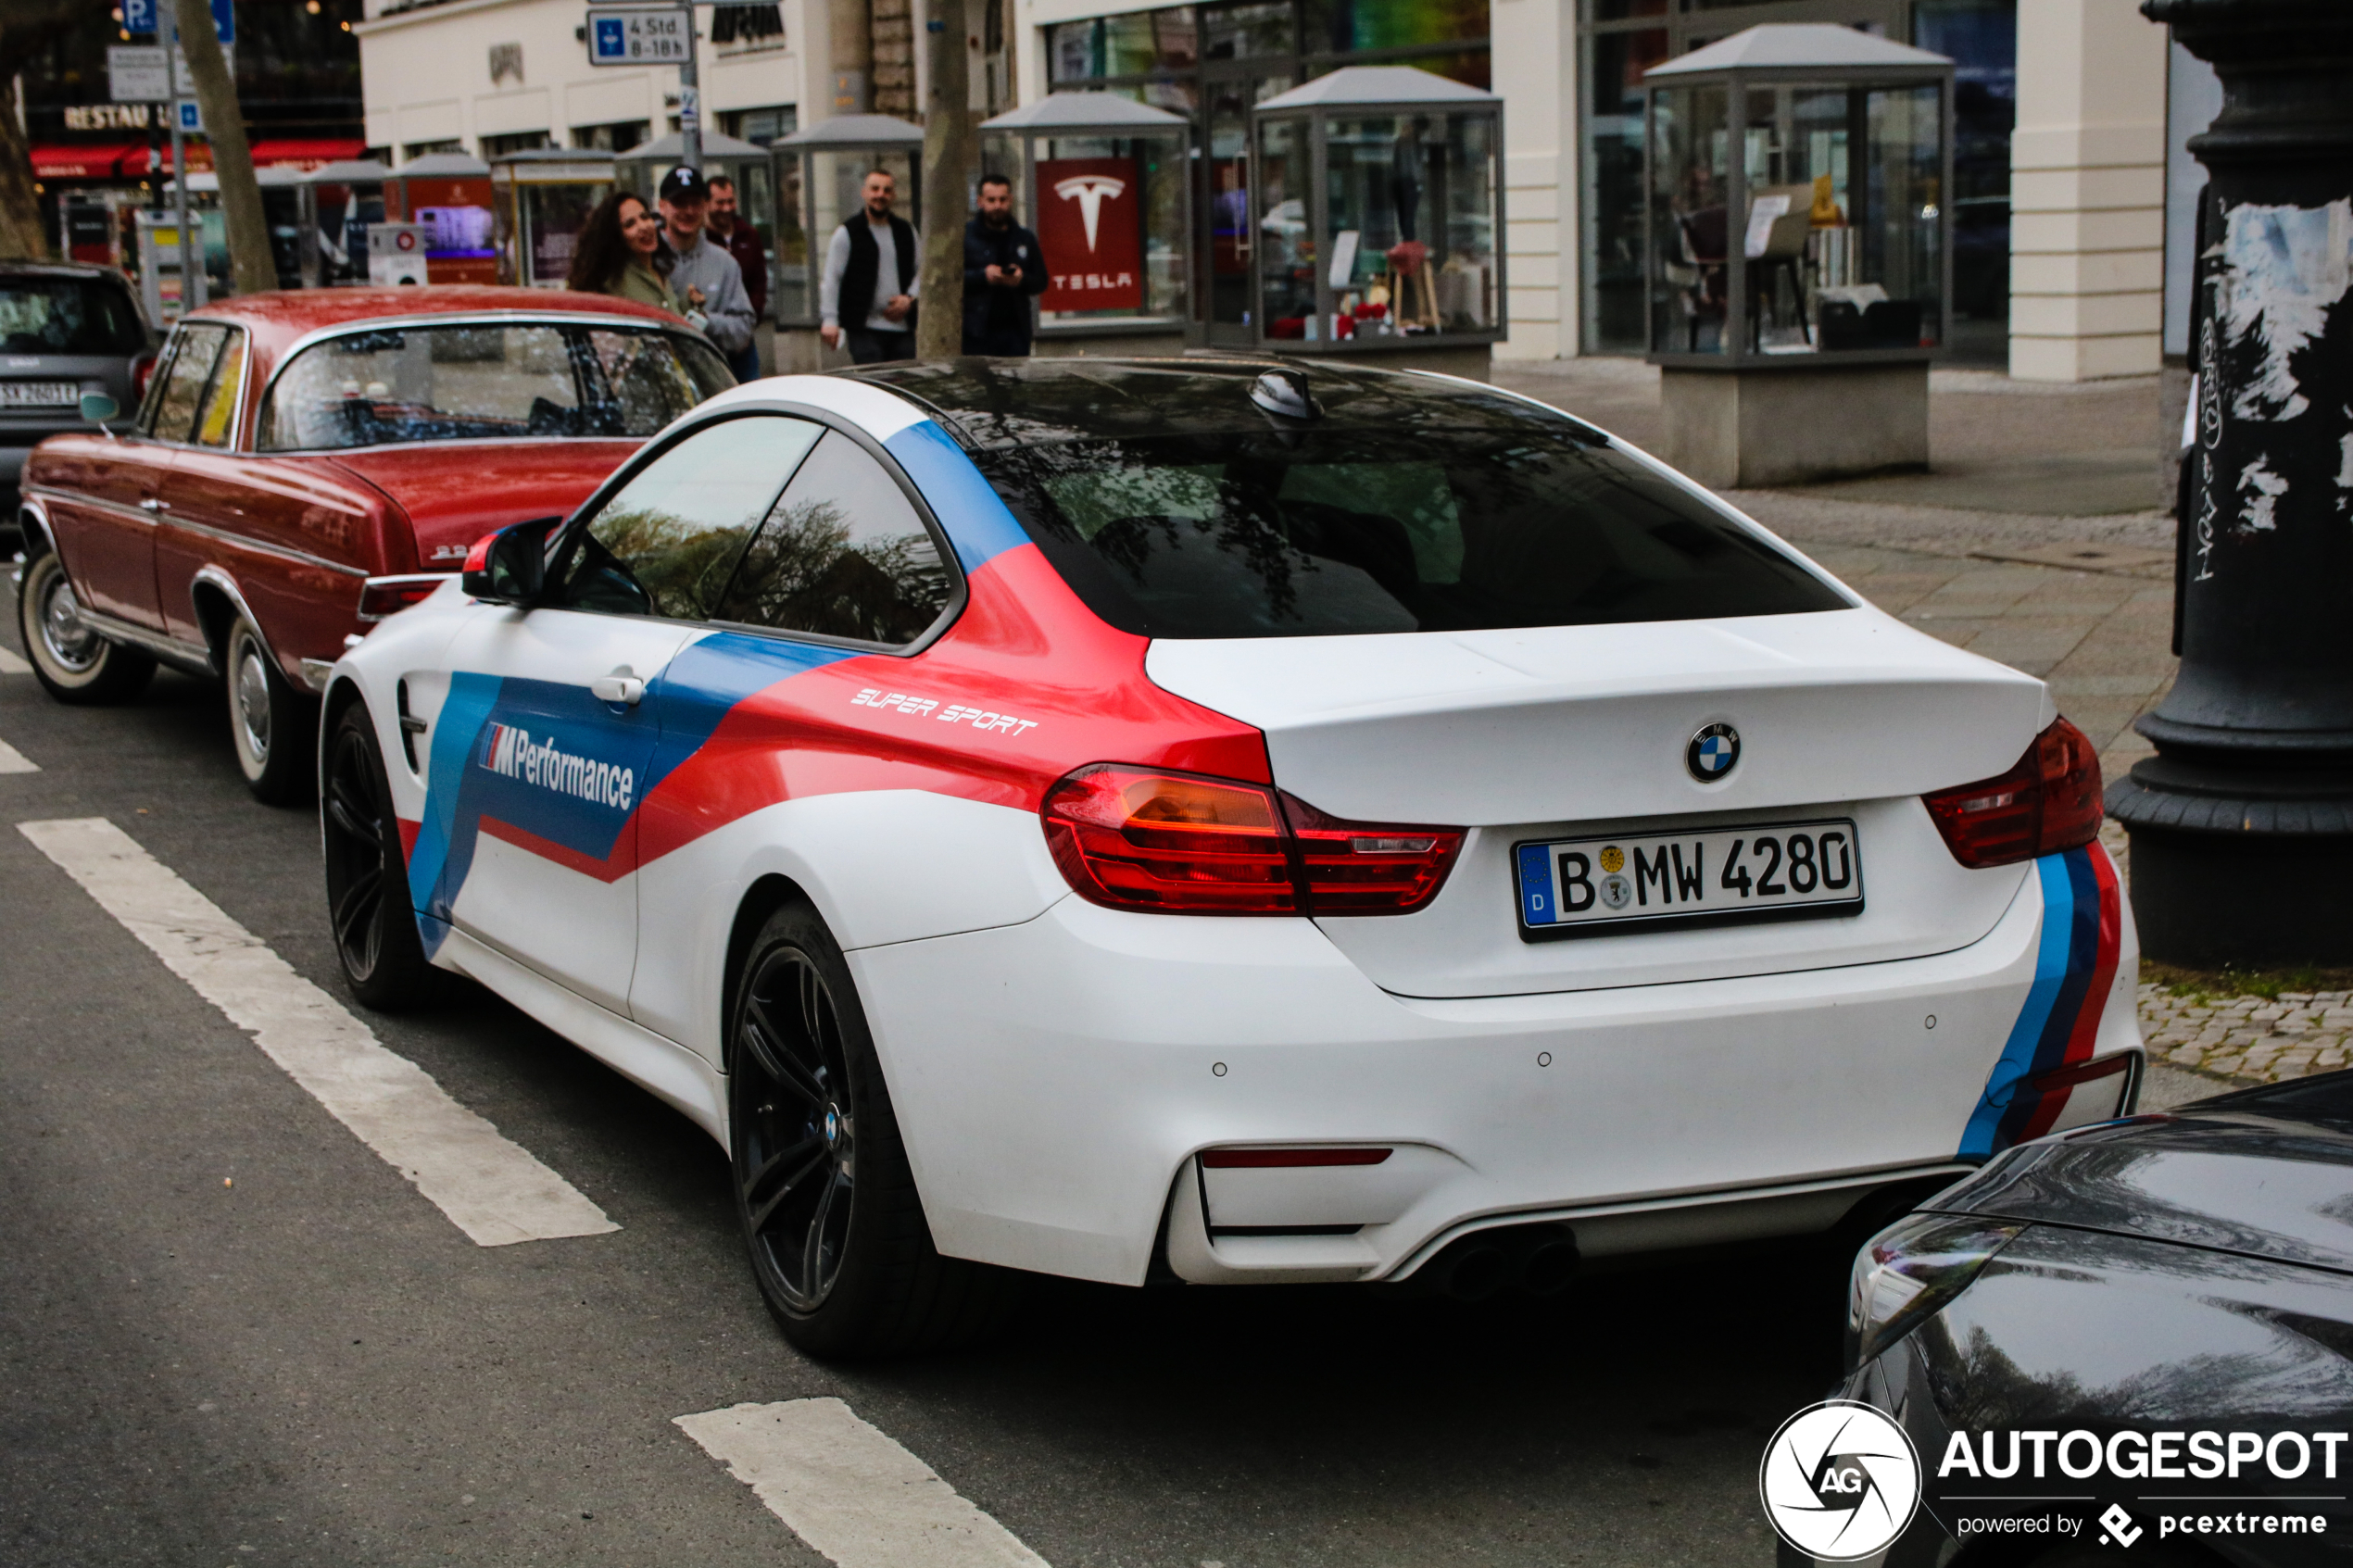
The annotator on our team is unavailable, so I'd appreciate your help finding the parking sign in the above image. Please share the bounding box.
[585,7,691,64]
[122,0,157,36]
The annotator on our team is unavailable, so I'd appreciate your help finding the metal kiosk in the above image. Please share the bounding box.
[768,114,925,371]
[296,158,387,288]
[1642,23,1955,487]
[1242,66,1504,380]
[490,147,616,288]
[978,93,1191,358]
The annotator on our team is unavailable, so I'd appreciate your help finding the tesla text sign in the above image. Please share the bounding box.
[1038,157,1142,313]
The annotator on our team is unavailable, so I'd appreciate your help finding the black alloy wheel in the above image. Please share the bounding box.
[728,902,1019,1358]
[321,702,436,1010]
[16,546,155,704]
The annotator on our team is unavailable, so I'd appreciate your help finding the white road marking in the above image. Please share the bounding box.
[0,645,31,675]
[0,734,36,773]
[674,1399,1050,1568]
[18,816,618,1248]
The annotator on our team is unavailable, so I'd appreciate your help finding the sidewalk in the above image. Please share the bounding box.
[1491,358,2347,1098]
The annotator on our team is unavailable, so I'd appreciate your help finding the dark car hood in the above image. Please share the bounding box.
[320,440,641,568]
[1932,1071,2353,1277]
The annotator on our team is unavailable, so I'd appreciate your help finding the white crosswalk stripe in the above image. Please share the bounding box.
[18,816,619,1247]
[0,734,35,772]
[675,1399,1050,1568]
[0,645,31,675]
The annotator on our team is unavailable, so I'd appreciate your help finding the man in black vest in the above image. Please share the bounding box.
[819,169,919,364]
[963,173,1051,356]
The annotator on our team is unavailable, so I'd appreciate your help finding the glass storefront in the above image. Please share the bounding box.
[1579,0,2010,359]
[1045,0,1490,344]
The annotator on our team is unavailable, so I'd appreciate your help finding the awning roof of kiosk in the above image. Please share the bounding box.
[773,114,925,150]
[299,158,390,186]
[981,92,1189,132]
[1646,23,1951,79]
[490,147,614,170]
[1254,65,1498,111]
[617,129,767,164]
[394,152,491,178]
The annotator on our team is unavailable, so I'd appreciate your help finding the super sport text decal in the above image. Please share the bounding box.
[851,688,1039,738]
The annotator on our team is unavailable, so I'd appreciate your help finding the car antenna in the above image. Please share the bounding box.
[1249,368,1320,421]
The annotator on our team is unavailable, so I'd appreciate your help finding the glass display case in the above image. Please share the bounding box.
[296,159,386,288]
[1245,66,1503,356]
[617,131,776,309]
[1642,25,1953,364]
[768,114,926,329]
[979,93,1191,345]
[489,148,614,288]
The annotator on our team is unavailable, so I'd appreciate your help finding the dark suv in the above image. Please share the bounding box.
[2,262,154,543]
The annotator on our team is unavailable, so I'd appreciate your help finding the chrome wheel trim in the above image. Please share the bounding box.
[233,638,272,764]
[36,567,103,674]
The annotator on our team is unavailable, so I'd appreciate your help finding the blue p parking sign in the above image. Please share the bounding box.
[122,0,157,36]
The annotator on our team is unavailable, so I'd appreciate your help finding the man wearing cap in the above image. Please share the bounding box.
[656,168,757,373]
[820,169,919,364]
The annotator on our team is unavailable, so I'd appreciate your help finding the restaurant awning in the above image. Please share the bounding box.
[31,144,138,180]
[121,143,214,178]
[249,138,366,169]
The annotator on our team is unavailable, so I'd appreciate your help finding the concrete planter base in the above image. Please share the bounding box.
[1659,361,1929,488]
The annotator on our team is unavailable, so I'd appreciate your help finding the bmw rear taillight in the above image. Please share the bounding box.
[1042,764,1464,917]
[1922,719,2103,869]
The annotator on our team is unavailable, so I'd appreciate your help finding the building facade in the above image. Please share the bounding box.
[355,0,2180,378]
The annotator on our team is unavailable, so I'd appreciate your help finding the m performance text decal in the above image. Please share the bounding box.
[481,721,636,809]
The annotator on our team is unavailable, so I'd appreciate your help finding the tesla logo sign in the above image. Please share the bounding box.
[1038,157,1142,312]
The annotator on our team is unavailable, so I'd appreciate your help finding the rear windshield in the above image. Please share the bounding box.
[973,426,1849,638]
[0,277,146,356]
[256,322,733,451]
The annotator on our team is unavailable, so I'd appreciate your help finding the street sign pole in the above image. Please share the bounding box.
[168,13,194,311]
[679,6,701,177]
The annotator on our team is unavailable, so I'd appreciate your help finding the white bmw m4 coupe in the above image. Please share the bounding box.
[319,358,2143,1355]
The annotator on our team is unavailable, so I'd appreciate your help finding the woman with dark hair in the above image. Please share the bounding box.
[566,191,684,311]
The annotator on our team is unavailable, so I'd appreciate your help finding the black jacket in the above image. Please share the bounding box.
[962,217,1050,355]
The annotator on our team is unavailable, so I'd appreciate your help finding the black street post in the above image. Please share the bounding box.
[2112,0,2353,966]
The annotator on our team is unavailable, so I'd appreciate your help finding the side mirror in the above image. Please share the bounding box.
[460,516,560,606]
[80,391,120,424]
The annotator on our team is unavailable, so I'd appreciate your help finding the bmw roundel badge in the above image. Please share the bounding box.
[1687,722,1740,782]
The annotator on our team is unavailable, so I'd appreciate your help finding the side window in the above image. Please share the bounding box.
[193,329,246,448]
[554,415,825,621]
[148,324,226,443]
[710,432,953,646]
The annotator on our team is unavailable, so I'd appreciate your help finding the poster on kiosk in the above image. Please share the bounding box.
[1036,157,1143,314]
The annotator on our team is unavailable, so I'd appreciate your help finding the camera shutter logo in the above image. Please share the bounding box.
[1759,1401,1921,1562]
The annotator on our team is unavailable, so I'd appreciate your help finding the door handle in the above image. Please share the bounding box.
[139,497,168,511]
[590,675,645,706]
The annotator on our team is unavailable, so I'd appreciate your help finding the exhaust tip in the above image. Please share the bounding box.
[1523,1236,1579,1296]
[1415,1223,1579,1302]
[1442,1241,1514,1302]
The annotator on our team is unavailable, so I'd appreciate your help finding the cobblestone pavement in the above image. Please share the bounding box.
[2137,988,2353,1083]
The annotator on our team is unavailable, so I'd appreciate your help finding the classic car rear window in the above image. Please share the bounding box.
[256,322,732,451]
[0,276,146,356]
[972,425,1850,638]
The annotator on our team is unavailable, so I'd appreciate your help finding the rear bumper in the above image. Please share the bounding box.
[849,849,2141,1287]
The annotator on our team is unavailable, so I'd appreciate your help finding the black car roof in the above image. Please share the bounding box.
[838,357,1600,450]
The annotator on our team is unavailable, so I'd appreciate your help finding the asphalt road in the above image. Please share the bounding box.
[0,569,2198,1568]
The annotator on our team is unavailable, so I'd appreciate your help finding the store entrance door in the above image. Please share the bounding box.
[1202,70,1287,345]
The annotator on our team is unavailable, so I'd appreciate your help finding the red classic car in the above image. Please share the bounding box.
[13,287,732,799]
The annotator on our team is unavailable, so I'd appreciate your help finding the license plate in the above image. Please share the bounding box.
[0,382,79,408]
[1514,818,1863,940]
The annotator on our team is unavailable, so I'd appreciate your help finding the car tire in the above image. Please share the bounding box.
[225,614,313,804]
[16,546,156,705]
[728,900,1020,1359]
[321,701,439,1011]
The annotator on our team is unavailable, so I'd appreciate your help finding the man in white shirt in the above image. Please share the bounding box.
[819,169,919,363]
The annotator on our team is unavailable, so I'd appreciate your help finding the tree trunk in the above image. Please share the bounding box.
[828,0,872,113]
[0,56,50,259]
[914,0,970,359]
[174,0,273,295]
